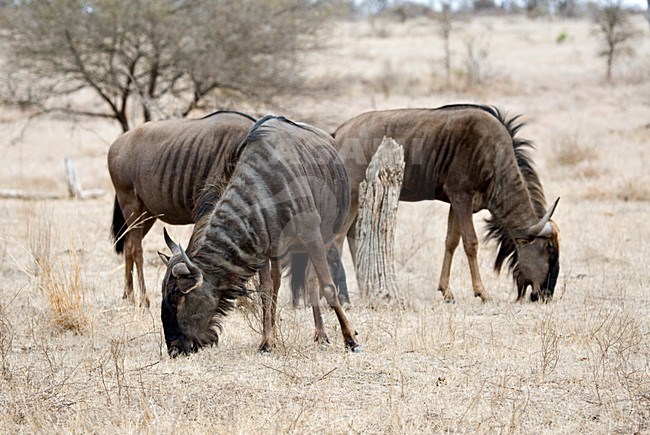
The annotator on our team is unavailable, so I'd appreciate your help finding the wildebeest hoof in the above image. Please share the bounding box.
[345,338,361,352]
[314,332,330,346]
[439,288,455,303]
[478,293,492,303]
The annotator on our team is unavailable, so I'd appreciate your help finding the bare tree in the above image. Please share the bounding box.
[0,0,327,132]
[553,0,577,17]
[437,0,454,87]
[592,0,637,82]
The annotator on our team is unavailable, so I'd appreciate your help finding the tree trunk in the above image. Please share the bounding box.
[355,137,405,303]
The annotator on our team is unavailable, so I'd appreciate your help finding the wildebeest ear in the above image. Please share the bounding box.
[176,269,204,294]
[172,262,191,277]
[158,251,170,265]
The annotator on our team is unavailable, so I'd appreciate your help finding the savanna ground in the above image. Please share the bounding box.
[1,14,649,433]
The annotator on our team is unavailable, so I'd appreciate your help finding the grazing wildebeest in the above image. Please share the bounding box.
[108,110,256,308]
[158,115,359,357]
[333,104,560,303]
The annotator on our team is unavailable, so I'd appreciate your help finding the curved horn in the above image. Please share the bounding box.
[176,244,203,293]
[163,228,180,255]
[528,197,560,237]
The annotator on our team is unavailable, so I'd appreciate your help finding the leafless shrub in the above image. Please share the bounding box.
[0,303,13,378]
[437,1,455,87]
[539,313,560,377]
[585,307,648,428]
[375,60,399,98]
[110,338,128,404]
[463,36,493,88]
[592,0,639,82]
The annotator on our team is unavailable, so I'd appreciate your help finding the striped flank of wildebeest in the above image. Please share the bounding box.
[159,115,359,357]
[333,104,560,303]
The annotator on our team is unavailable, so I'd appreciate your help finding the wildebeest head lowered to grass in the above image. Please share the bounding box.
[159,115,359,357]
[333,104,560,303]
[108,110,256,308]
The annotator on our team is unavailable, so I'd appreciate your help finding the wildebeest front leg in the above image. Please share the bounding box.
[438,206,460,303]
[258,261,277,353]
[307,240,359,351]
[449,194,491,303]
[133,218,155,309]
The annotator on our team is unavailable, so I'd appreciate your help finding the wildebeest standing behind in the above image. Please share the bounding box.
[108,111,255,308]
[159,115,359,357]
[334,104,560,303]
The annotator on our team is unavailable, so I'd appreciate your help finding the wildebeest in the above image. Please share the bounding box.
[108,110,256,308]
[333,104,560,303]
[158,115,359,357]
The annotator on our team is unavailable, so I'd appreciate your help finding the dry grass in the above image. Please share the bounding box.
[553,133,598,168]
[0,14,649,434]
[38,251,90,334]
[584,177,650,202]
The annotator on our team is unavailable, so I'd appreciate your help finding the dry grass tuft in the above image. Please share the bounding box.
[27,201,52,275]
[27,202,90,334]
[584,177,650,202]
[615,178,650,202]
[553,133,598,168]
[38,250,90,334]
[0,303,13,377]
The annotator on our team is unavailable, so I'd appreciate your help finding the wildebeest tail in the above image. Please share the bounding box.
[290,253,310,308]
[111,195,126,254]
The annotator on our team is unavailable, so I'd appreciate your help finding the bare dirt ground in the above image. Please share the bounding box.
[1,14,649,433]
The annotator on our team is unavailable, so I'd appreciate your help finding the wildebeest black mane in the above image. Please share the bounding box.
[478,106,548,276]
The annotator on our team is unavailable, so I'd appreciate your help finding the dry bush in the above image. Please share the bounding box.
[615,178,650,202]
[538,313,561,377]
[553,133,599,167]
[463,36,493,87]
[27,202,89,333]
[375,60,399,98]
[27,201,52,274]
[0,303,12,377]
[38,250,90,334]
[584,177,650,202]
[585,307,649,429]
